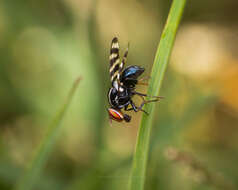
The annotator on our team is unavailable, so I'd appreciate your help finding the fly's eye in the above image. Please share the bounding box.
[108,108,124,122]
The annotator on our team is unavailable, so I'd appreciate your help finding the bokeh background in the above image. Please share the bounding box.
[1,0,238,189]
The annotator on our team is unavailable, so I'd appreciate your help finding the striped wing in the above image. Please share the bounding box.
[109,37,120,83]
[119,45,129,75]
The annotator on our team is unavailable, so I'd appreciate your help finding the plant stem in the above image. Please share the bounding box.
[128,0,187,190]
[15,77,82,190]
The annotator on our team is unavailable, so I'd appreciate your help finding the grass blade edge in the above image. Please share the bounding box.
[15,77,82,190]
[128,1,187,190]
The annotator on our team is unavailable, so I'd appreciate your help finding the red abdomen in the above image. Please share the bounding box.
[108,108,124,122]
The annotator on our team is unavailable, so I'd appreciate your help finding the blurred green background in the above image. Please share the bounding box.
[1,0,238,189]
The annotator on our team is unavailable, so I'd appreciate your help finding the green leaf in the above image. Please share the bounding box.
[15,77,82,190]
[128,0,187,190]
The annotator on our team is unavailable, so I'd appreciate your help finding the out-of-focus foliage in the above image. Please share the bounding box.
[0,0,238,190]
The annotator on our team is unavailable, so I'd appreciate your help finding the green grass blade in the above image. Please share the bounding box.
[128,0,187,190]
[15,77,82,190]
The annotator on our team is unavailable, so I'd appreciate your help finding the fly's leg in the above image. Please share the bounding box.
[139,76,150,81]
[131,100,149,115]
[132,91,164,99]
[119,105,132,122]
[132,92,162,114]
[137,76,150,85]
[138,98,160,112]
[124,101,137,112]
[124,104,132,111]
[124,104,129,110]
[124,100,148,114]
[131,101,138,112]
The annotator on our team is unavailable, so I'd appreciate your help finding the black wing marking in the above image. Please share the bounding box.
[118,44,129,80]
[109,37,120,83]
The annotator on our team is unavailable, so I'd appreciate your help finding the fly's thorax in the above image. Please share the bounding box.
[108,85,133,109]
[120,65,145,88]
[121,65,145,80]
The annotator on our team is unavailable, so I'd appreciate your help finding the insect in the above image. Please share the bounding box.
[107,37,162,122]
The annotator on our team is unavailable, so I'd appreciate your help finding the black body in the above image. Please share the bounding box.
[108,37,161,122]
[108,86,131,109]
[120,66,145,88]
[108,65,144,110]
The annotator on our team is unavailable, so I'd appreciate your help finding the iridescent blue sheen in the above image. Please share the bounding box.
[121,66,144,80]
